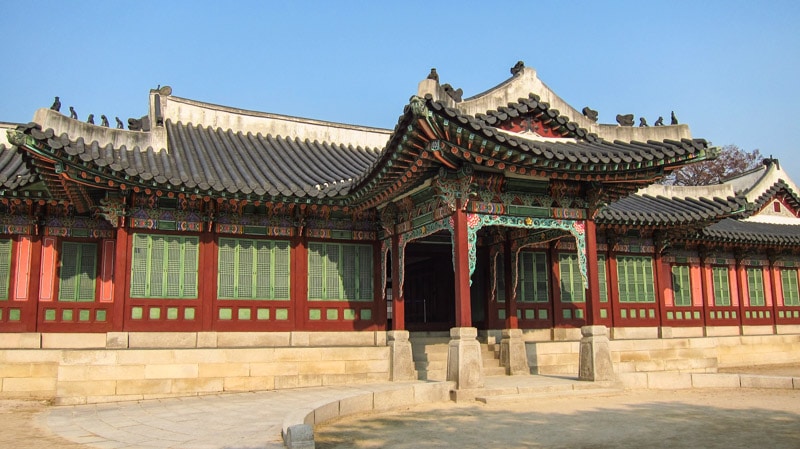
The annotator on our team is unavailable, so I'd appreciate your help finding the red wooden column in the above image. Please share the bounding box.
[654,250,667,328]
[452,202,472,327]
[292,234,308,330]
[390,234,404,330]
[503,235,518,329]
[111,225,130,330]
[24,235,43,331]
[198,230,216,331]
[548,241,559,328]
[583,219,602,326]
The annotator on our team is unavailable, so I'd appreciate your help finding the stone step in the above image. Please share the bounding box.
[483,366,507,377]
[416,369,446,381]
[475,388,622,405]
[415,360,446,371]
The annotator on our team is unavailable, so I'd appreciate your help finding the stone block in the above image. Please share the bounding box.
[776,325,800,335]
[520,328,552,342]
[345,359,389,374]
[297,374,323,388]
[688,337,719,349]
[217,332,290,347]
[0,364,33,377]
[794,377,800,389]
[297,360,346,375]
[251,362,298,377]
[500,328,529,376]
[646,372,692,389]
[374,331,386,346]
[447,327,484,390]
[617,351,652,363]
[633,359,666,372]
[611,327,659,340]
[705,326,740,337]
[669,327,705,338]
[691,373,740,388]
[198,362,249,378]
[224,347,276,363]
[274,348,323,362]
[106,332,129,349]
[323,373,367,385]
[144,363,198,379]
[313,400,340,424]
[61,350,117,366]
[413,382,450,403]
[116,379,172,395]
[739,375,794,389]
[173,349,226,364]
[172,377,224,394]
[308,332,375,347]
[59,364,145,381]
[579,325,614,382]
[196,332,218,348]
[284,424,315,449]
[290,332,310,347]
[320,347,385,361]
[553,327,582,341]
[116,349,173,365]
[223,376,274,391]
[274,375,300,390]
[741,325,775,336]
[0,333,41,349]
[373,387,414,411]
[615,372,648,389]
[387,330,416,381]
[56,380,116,397]
[339,393,373,417]
[129,332,197,348]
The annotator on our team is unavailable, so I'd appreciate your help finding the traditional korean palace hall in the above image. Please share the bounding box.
[0,64,798,404]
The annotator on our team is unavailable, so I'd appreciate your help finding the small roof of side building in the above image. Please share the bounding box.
[598,159,800,248]
[0,122,36,190]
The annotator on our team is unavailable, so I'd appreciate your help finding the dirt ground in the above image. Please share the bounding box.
[0,400,86,449]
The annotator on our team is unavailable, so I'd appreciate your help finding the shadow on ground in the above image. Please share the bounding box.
[316,390,800,449]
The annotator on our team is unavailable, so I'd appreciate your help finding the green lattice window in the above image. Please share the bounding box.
[712,266,731,306]
[518,251,548,303]
[671,264,692,307]
[617,256,655,303]
[746,267,765,307]
[308,242,373,301]
[0,239,11,300]
[218,238,290,300]
[598,254,608,303]
[781,268,800,306]
[559,253,585,303]
[130,234,198,298]
[58,242,97,302]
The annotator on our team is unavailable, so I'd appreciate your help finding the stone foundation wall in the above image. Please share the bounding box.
[0,331,390,405]
[526,331,800,376]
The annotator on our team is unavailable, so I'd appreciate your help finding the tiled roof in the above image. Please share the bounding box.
[425,97,711,171]
[0,144,35,190]
[473,94,598,142]
[16,120,382,199]
[596,193,746,226]
[701,218,800,245]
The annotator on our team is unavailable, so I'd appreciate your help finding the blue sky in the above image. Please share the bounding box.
[3,1,799,178]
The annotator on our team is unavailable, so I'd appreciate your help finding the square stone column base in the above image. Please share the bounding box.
[387,330,416,381]
[578,325,615,382]
[500,328,530,375]
[447,327,485,389]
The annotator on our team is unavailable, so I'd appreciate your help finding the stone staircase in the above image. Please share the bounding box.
[410,332,506,381]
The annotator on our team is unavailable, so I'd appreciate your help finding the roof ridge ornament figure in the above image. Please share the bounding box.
[115,117,124,129]
[50,96,61,112]
[69,106,77,120]
[427,68,439,82]
[654,116,664,126]
[582,106,598,122]
[442,83,463,102]
[101,115,110,127]
[616,114,634,127]
[671,111,678,125]
[87,114,95,125]
[639,117,648,127]
[510,60,525,76]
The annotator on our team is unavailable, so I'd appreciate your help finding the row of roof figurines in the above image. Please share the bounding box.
[429,60,680,128]
[45,60,678,132]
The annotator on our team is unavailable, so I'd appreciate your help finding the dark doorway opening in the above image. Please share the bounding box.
[404,236,455,331]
